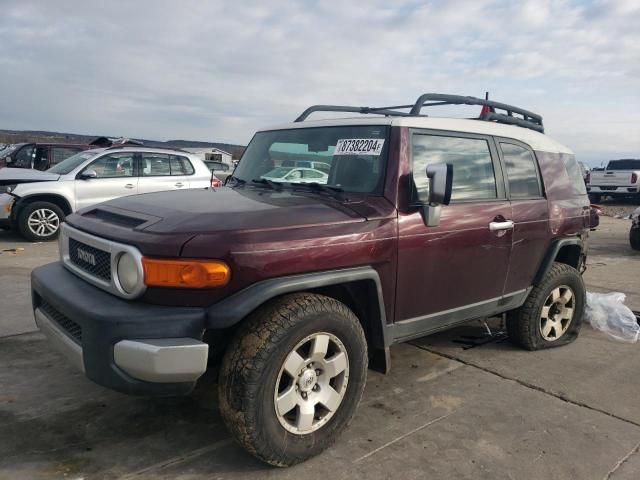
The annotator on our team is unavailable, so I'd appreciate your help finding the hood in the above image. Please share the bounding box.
[92,186,368,234]
[0,167,60,186]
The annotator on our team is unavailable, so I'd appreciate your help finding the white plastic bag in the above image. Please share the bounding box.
[584,292,640,343]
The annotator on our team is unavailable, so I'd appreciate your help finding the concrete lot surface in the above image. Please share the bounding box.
[1,216,639,479]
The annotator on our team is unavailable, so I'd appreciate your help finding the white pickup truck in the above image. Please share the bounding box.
[587,159,640,202]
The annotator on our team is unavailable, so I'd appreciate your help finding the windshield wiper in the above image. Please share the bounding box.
[251,178,282,190]
[290,182,344,195]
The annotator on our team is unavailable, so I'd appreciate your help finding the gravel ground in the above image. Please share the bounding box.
[594,199,640,218]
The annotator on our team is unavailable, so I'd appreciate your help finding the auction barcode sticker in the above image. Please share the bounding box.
[334,138,385,155]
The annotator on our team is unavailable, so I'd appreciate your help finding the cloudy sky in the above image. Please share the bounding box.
[0,0,638,165]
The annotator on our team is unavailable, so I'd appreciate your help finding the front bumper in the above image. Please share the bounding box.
[31,262,209,396]
[0,193,14,228]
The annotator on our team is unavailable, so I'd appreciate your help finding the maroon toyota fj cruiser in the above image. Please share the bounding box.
[31,94,591,466]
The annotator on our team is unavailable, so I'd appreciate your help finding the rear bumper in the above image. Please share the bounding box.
[31,262,209,396]
[588,186,639,194]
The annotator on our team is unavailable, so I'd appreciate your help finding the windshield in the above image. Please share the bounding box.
[232,125,389,193]
[47,151,97,175]
[0,144,18,158]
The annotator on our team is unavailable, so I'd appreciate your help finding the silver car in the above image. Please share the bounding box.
[0,146,212,241]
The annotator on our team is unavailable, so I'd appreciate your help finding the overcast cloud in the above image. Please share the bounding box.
[0,0,638,165]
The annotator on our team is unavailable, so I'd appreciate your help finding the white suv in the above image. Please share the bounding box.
[0,146,213,241]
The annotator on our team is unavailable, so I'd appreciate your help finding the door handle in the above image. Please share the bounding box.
[174,182,184,188]
[489,220,514,231]
[124,183,135,189]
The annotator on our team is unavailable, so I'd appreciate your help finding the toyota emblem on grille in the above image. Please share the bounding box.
[77,248,96,266]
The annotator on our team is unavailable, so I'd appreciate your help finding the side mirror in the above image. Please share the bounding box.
[421,163,453,227]
[79,169,98,180]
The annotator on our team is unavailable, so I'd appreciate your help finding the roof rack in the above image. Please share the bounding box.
[294,93,544,133]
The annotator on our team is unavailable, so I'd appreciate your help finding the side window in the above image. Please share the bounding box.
[141,153,170,176]
[412,134,497,202]
[87,153,134,178]
[304,169,324,179]
[169,155,195,176]
[561,154,588,195]
[500,143,542,198]
[33,146,50,171]
[52,147,80,166]
[14,145,34,168]
[286,169,303,180]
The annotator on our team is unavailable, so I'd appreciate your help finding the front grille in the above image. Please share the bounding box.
[40,300,82,344]
[69,238,111,282]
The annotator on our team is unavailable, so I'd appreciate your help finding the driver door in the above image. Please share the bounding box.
[394,131,513,338]
[74,152,139,211]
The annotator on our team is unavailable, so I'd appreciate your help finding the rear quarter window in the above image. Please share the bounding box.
[562,155,587,195]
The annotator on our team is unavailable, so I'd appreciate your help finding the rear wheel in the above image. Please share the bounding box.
[507,263,585,350]
[218,293,367,466]
[630,227,640,251]
[17,201,65,242]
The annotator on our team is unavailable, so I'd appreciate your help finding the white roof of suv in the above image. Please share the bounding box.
[261,116,572,155]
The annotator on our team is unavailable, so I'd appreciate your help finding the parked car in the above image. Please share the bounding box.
[631,207,640,250]
[1,142,93,170]
[279,159,331,173]
[203,160,230,185]
[587,158,640,202]
[0,146,212,241]
[31,94,591,466]
[261,166,329,184]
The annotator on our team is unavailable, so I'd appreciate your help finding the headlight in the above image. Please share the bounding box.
[117,252,140,294]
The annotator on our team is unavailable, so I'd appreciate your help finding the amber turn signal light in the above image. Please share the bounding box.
[142,258,231,288]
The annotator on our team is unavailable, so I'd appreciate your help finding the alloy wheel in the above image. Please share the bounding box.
[274,332,349,435]
[540,285,575,341]
[27,208,60,237]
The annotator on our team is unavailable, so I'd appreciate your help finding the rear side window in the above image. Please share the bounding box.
[142,153,170,176]
[562,154,587,195]
[500,143,542,198]
[412,134,497,202]
[169,155,195,175]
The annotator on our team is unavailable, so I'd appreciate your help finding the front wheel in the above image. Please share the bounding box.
[17,201,65,242]
[218,293,368,466]
[507,262,585,350]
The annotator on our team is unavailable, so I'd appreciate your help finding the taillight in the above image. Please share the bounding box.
[632,173,638,184]
[211,177,222,188]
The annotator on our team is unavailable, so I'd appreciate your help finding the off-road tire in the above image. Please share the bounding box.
[218,293,368,467]
[507,262,585,350]
[17,201,65,242]
[630,227,640,251]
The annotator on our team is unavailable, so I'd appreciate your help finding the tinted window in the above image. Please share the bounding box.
[562,154,587,195]
[500,143,542,198]
[87,153,134,178]
[169,155,194,175]
[52,147,80,165]
[142,153,170,176]
[14,145,34,167]
[412,135,497,202]
[607,159,640,170]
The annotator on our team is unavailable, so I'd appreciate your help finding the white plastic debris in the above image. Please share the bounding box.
[584,292,640,343]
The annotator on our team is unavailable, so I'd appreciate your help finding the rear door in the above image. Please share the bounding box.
[395,130,513,336]
[137,153,193,193]
[497,139,550,294]
[74,152,138,210]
